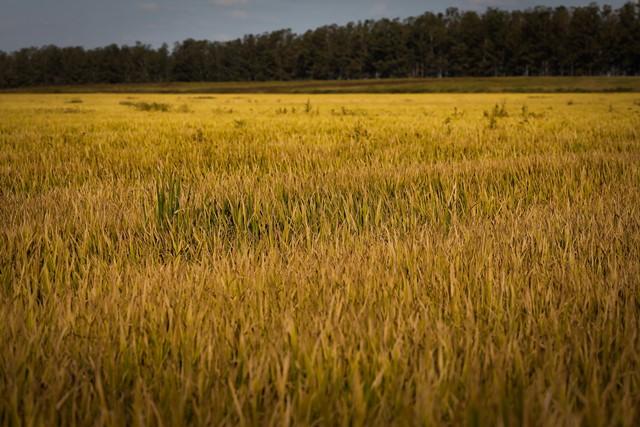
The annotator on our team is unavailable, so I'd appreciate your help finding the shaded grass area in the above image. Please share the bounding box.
[4,76,640,94]
[1,93,639,426]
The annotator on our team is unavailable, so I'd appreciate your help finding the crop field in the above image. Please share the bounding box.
[1,93,640,426]
[7,76,640,95]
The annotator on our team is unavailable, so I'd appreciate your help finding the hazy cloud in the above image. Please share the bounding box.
[210,0,248,6]
[139,2,160,11]
[461,0,520,9]
[371,2,389,17]
[229,9,249,18]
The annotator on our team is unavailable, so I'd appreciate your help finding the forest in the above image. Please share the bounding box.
[0,2,639,88]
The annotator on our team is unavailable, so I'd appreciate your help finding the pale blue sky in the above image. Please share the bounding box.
[0,0,631,51]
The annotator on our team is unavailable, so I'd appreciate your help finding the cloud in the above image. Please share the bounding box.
[212,33,233,41]
[370,2,389,17]
[229,9,249,18]
[210,0,248,6]
[463,0,517,7]
[139,2,160,11]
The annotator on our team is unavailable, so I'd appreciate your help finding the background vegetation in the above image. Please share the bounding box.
[1,2,640,88]
[1,93,639,425]
[6,76,640,94]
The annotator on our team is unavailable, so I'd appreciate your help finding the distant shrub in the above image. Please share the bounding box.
[33,107,92,114]
[120,101,171,112]
[176,104,192,113]
[212,107,234,114]
[483,102,509,129]
[330,107,368,116]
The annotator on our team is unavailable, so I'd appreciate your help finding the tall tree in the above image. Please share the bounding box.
[1,2,639,88]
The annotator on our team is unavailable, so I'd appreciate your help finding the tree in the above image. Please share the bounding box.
[1,2,639,88]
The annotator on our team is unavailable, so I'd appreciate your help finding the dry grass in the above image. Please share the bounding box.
[1,93,639,426]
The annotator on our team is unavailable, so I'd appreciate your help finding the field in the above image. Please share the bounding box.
[1,92,640,426]
[5,76,640,94]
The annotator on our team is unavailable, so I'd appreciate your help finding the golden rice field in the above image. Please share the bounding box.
[1,92,639,426]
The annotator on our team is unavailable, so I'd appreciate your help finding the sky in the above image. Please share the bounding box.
[0,0,632,52]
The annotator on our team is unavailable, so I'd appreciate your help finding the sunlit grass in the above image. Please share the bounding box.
[1,93,639,426]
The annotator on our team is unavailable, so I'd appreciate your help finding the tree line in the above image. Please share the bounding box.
[1,2,639,88]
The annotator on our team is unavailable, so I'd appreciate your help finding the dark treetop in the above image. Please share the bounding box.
[0,2,638,88]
